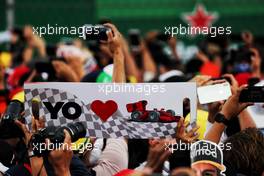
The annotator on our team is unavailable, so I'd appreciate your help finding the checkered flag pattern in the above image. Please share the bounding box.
[24,88,177,138]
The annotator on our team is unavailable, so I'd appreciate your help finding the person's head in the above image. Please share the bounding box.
[223,128,264,175]
[10,27,23,44]
[73,38,83,48]
[184,58,203,76]
[0,140,16,167]
[159,60,181,74]
[22,47,33,64]
[0,121,24,147]
[171,167,196,176]
[192,163,220,176]
[191,140,225,176]
[23,25,33,39]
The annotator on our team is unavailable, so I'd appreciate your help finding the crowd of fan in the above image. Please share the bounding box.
[0,22,264,176]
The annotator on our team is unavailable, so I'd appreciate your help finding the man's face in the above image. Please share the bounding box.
[192,163,218,176]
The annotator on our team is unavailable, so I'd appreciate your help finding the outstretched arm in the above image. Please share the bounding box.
[238,109,256,129]
[121,37,141,81]
[205,85,254,143]
[104,23,126,83]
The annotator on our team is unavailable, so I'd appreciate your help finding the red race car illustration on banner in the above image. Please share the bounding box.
[126,100,181,122]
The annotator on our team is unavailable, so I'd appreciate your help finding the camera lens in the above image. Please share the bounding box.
[98,26,110,41]
[65,122,86,142]
[31,122,86,156]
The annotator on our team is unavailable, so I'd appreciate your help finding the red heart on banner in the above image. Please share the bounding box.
[90,100,118,122]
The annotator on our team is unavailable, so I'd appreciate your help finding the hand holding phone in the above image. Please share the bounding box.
[220,85,254,119]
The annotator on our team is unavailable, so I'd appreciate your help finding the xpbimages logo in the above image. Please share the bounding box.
[32,141,93,154]
[97,83,166,96]
[32,24,101,39]
[164,24,231,37]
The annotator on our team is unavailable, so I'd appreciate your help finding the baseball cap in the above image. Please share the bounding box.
[190,140,225,171]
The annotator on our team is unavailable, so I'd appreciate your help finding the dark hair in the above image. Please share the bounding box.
[127,139,149,169]
[11,27,24,39]
[0,140,15,167]
[184,59,203,75]
[223,128,264,175]
[169,148,191,170]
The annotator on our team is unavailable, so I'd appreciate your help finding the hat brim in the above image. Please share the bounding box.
[192,160,225,171]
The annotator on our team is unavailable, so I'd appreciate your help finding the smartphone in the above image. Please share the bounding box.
[239,86,264,102]
[128,29,141,51]
[197,82,232,104]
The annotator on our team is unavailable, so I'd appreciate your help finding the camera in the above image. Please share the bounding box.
[2,100,24,121]
[31,122,86,156]
[239,86,264,102]
[0,100,24,139]
[84,25,111,41]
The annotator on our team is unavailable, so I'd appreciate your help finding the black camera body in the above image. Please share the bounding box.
[31,122,86,156]
[239,86,264,102]
[0,100,24,139]
[85,25,111,41]
[2,100,24,121]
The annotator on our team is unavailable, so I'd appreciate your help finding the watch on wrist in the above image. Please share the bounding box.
[214,113,230,126]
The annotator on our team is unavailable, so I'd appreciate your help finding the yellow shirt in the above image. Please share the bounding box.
[185,109,208,140]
